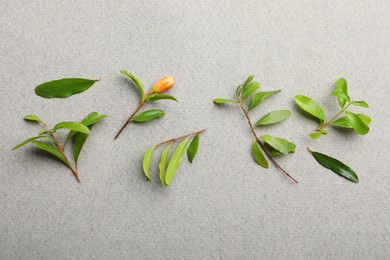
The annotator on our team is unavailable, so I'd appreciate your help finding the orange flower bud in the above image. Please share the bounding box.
[152,76,176,93]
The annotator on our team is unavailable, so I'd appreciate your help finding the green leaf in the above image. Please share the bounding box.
[332,114,371,128]
[254,110,290,126]
[308,148,359,183]
[159,144,171,187]
[331,91,350,101]
[241,81,260,101]
[132,109,165,123]
[35,78,98,99]
[73,132,89,166]
[146,94,178,102]
[80,112,107,126]
[295,95,326,122]
[264,143,283,157]
[187,134,200,163]
[309,132,323,139]
[243,75,254,89]
[143,146,155,181]
[351,101,369,108]
[335,78,350,108]
[252,141,269,168]
[32,141,69,166]
[12,136,46,150]
[235,84,244,98]
[53,121,90,134]
[24,114,42,123]
[165,138,190,186]
[345,111,369,135]
[248,90,281,111]
[261,135,296,155]
[120,70,145,101]
[213,98,237,104]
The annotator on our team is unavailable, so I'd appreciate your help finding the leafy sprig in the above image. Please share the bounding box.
[114,70,178,139]
[12,112,106,182]
[295,78,371,139]
[142,129,206,186]
[214,75,297,183]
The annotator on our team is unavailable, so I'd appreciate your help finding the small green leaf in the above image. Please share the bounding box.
[146,94,178,102]
[264,143,283,157]
[53,122,90,134]
[80,112,107,126]
[248,90,281,111]
[332,114,371,128]
[187,134,200,163]
[165,138,190,186]
[132,109,165,123]
[241,81,260,101]
[235,84,244,98]
[261,135,296,155]
[73,132,89,166]
[35,78,98,99]
[252,141,269,168]
[335,78,350,108]
[12,136,46,150]
[309,132,323,139]
[351,101,369,108]
[32,141,69,166]
[331,91,350,101]
[345,111,369,135]
[143,146,155,181]
[308,148,359,183]
[243,75,254,89]
[295,95,326,122]
[120,70,145,101]
[255,110,290,126]
[159,144,172,187]
[213,98,237,104]
[24,114,42,123]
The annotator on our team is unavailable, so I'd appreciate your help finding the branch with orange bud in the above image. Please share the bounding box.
[114,70,178,140]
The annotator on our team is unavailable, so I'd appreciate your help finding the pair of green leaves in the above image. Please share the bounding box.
[13,112,106,169]
[143,133,201,186]
[35,78,100,98]
[295,78,371,139]
[252,136,296,168]
[308,149,359,183]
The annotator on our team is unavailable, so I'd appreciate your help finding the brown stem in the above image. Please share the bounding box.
[154,129,206,148]
[316,102,353,131]
[42,123,80,182]
[239,102,298,183]
[114,101,146,140]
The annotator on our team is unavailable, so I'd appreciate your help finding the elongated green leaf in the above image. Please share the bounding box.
[32,141,69,166]
[309,132,323,139]
[159,144,171,187]
[295,95,325,122]
[120,70,145,101]
[80,112,107,126]
[53,121,90,134]
[332,114,371,128]
[243,75,254,89]
[255,110,290,126]
[35,78,98,98]
[248,90,281,111]
[187,134,200,163]
[24,114,42,123]
[335,78,350,108]
[351,101,369,108]
[236,84,244,98]
[143,146,155,181]
[213,98,237,104]
[241,81,260,101]
[12,136,46,150]
[146,94,178,102]
[345,111,369,135]
[252,141,269,168]
[308,148,359,183]
[261,135,296,155]
[132,109,165,123]
[165,138,190,186]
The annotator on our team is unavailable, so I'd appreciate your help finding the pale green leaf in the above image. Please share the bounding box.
[252,141,269,168]
[120,70,145,101]
[332,114,371,128]
[248,90,281,111]
[143,146,155,181]
[255,110,290,126]
[213,98,237,104]
[335,78,350,108]
[351,101,369,108]
[261,135,296,155]
[159,144,172,187]
[241,81,260,101]
[24,114,43,123]
[345,111,369,135]
[295,95,325,122]
[132,109,165,122]
[53,121,90,134]
[165,138,190,186]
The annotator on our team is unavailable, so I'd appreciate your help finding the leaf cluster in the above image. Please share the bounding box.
[143,132,203,186]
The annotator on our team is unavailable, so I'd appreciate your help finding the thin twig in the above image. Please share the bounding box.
[114,101,146,140]
[239,102,298,183]
[154,129,206,148]
[317,102,352,131]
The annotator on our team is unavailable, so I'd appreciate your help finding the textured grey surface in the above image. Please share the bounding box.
[1,0,390,259]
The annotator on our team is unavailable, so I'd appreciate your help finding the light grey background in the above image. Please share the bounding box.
[1,1,389,259]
